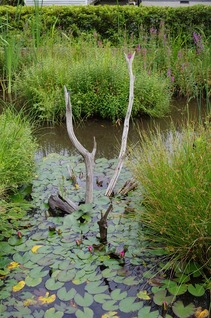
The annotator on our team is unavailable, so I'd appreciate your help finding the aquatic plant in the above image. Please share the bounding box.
[130,121,211,272]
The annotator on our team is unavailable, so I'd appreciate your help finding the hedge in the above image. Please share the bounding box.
[0,5,210,43]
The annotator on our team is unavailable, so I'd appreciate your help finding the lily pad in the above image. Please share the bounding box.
[85,281,108,294]
[119,297,143,313]
[138,307,161,318]
[153,289,174,306]
[187,284,205,297]
[111,289,127,301]
[75,307,94,318]
[25,276,42,287]
[102,300,119,311]
[45,278,64,291]
[94,293,111,304]
[57,287,76,301]
[44,308,64,318]
[74,292,94,307]
[172,301,195,318]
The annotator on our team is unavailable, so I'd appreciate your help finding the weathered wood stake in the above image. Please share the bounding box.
[64,86,97,204]
[105,52,135,197]
[97,204,113,243]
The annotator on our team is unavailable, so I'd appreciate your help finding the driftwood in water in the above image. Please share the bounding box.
[48,193,78,216]
[97,204,113,244]
[64,86,97,204]
[105,53,135,197]
[119,178,138,195]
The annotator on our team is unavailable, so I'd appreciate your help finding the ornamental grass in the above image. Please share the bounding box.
[130,120,211,272]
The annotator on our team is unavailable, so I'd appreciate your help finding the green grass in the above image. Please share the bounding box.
[130,120,211,272]
[0,108,37,195]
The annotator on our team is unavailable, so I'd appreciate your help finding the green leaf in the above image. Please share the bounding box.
[77,250,92,260]
[57,269,75,282]
[138,307,161,318]
[172,301,195,318]
[45,278,64,291]
[57,287,76,301]
[102,268,116,278]
[102,300,119,311]
[119,297,143,313]
[168,284,187,296]
[122,276,139,286]
[153,289,174,306]
[137,290,150,300]
[75,307,94,318]
[25,276,42,287]
[74,292,93,307]
[111,289,127,301]
[44,308,64,318]
[85,282,108,294]
[29,267,49,279]
[94,294,111,304]
[188,284,205,297]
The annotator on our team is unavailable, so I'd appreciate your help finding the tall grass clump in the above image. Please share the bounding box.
[0,108,37,196]
[130,121,211,271]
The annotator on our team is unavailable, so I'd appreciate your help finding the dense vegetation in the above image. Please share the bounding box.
[130,121,211,273]
[0,4,210,318]
[0,5,210,124]
[0,108,37,240]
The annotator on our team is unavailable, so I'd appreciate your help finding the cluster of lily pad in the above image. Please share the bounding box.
[0,154,209,318]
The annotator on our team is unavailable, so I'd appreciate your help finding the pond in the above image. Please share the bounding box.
[0,99,210,318]
[35,98,205,160]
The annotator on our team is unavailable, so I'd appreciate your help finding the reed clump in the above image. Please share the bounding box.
[0,108,37,196]
[130,121,211,271]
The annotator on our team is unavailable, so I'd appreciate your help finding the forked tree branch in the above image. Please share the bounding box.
[64,86,97,203]
[105,52,135,197]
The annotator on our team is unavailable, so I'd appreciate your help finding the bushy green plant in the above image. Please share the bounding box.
[130,121,211,271]
[14,40,172,123]
[0,108,37,195]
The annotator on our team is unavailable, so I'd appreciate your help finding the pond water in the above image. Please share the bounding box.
[1,99,209,318]
[35,98,207,160]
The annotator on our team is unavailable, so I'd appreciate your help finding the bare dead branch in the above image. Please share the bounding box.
[64,86,96,203]
[105,52,135,197]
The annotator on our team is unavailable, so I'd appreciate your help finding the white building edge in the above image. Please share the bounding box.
[24,0,97,5]
[24,0,211,6]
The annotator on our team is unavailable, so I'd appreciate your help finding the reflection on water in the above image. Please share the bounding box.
[35,99,208,160]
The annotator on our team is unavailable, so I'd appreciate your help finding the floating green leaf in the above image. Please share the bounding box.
[74,292,94,307]
[137,290,150,300]
[45,278,64,291]
[187,284,205,297]
[138,307,161,318]
[102,300,119,311]
[172,301,195,318]
[153,289,174,306]
[168,283,187,296]
[111,289,127,301]
[44,308,64,318]
[85,281,108,294]
[75,307,94,318]
[119,297,143,313]
[94,293,111,304]
[25,276,42,287]
[57,287,76,301]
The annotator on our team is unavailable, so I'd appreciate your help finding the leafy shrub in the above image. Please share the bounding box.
[0,108,37,195]
[130,121,211,271]
[0,5,211,42]
[15,42,171,123]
